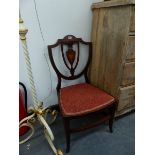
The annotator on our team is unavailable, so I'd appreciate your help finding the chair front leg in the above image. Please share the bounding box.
[63,117,70,153]
[109,103,116,133]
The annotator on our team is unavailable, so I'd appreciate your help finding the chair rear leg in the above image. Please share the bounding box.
[63,117,70,153]
[109,104,116,133]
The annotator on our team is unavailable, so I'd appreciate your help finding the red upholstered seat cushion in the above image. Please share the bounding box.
[60,83,115,117]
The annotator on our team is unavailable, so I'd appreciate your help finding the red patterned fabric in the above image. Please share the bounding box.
[60,83,114,117]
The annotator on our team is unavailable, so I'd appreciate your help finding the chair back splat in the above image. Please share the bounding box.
[48,35,92,93]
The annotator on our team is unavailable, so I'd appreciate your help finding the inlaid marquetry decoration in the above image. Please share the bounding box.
[60,35,80,76]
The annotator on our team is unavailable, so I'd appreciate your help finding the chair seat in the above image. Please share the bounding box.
[60,83,115,117]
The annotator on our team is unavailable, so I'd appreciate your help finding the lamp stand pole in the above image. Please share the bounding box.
[19,15,63,155]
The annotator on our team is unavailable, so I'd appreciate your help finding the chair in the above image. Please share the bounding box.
[48,35,117,153]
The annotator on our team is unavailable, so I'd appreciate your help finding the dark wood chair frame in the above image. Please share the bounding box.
[48,35,117,153]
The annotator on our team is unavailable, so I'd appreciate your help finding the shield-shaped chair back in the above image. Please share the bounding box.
[48,35,92,92]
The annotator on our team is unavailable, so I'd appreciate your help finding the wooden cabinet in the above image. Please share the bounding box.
[89,0,135,116]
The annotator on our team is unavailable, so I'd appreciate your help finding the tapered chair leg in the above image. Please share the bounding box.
[109,118,114,133]
[63,118,70,153]
[109,104,116,133]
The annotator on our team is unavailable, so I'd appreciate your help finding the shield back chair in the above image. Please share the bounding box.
[48,35,117,153]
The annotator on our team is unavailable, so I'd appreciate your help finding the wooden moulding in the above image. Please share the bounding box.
[92,0,135,10]
[129,5,135,32]
[121,62,135,86]
[117,85,135,111]
[126,36,135,61]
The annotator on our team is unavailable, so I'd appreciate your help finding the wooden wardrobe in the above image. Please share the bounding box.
[89,0,135,116]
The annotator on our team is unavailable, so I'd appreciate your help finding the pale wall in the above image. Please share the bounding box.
[19,0,103,108]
